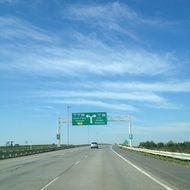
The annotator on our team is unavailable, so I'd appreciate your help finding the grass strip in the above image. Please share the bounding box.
[120,146,190,168]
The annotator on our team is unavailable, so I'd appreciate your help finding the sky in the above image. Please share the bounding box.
[0,0,190,146]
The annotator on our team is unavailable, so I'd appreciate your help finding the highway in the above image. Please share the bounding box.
[0,145,189,190]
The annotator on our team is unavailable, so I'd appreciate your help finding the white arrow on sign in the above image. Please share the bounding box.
[86,114,96,124]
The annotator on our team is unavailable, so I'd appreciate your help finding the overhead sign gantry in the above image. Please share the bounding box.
[56,111,133,148]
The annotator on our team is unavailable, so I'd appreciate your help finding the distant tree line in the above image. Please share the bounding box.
[138,141,190,153]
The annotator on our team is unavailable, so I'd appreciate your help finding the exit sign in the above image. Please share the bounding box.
[72,112,107,126]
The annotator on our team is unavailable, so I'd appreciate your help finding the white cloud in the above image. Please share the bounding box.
[29,78,190,111]
[48,99,136,111]
[64,1,180,39]
[95,80,190,93]
[0,14,177,77]
[65,2,137,22]
[32,106,54,112]
[0,17,54,42]
[63,2,140,41]
[0,41,176,77]
[34,90,166,104]
[0,14,186,113]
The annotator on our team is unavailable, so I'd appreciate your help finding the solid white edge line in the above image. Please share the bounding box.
[40,177,59,190]
[111,146,174,190]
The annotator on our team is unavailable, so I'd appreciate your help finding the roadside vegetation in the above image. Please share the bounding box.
[127,148,190,168]
[0,144,84,160]
[120,141,190,167]
[138,141,190,153]
[120,144,190,168]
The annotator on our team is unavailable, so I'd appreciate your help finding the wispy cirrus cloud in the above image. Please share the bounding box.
[0,13,177,77]
[0,13,184,112]
[0,16,54,42]
[48,98,136,111]
[33,90,166,104]
[0,35,176,77]
[63,2,140,41]
[65,2,137,21]
[30,78,190,110]
[32,105,54,112]
[63,1,181,42]
[34,79,190,94]
[31,80,183,110]
[90,80,190,93]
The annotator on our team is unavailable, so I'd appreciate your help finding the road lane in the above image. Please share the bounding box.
[44,146,168,190]
[0,146,91,190]
[0,145,188,190]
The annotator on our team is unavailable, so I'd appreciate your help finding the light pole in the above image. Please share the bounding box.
[96,132,99,142]
[56,116,61,147]
[88,125,89,144]
[128,114,132,147]
[67,106,70,147]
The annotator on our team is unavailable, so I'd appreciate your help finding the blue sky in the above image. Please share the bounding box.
[0,0,190,146]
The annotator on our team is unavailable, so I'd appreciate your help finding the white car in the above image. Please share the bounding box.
[90,142,99,148]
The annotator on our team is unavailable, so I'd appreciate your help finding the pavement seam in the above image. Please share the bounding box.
[111,146,174,190]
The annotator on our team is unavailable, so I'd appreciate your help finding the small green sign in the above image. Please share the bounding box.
[123,139,128,145]
[56,134,60,140]
[72,112,107,126]
[129,134,133,140]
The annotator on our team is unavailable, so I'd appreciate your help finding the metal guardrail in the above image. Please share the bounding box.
[0,145,88,160]
[119,145,190,161]
[0,148,60,159]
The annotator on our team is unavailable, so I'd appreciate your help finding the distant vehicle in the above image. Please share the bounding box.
[90,142,98,149]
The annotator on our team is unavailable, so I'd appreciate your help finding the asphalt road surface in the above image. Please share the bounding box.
[0,145,189,190]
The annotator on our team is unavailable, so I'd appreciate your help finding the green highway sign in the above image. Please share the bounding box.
[129,134,133,140]
[72,112,107,126]
[56,134,60,140]
[123,139,129,145]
